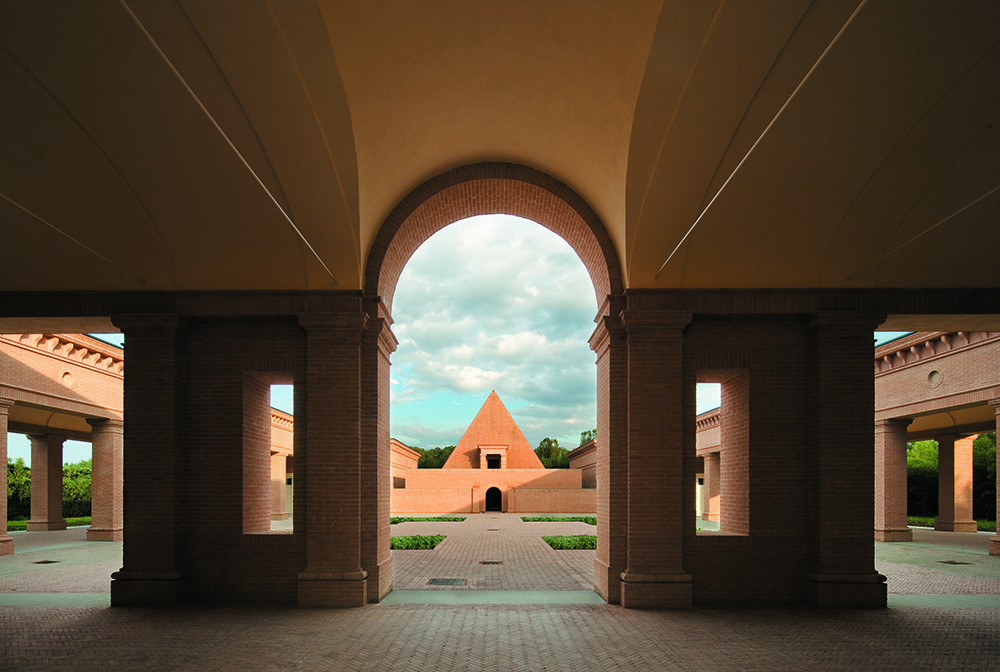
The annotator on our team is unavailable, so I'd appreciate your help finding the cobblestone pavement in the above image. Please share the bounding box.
[1,520,998,671]
[391,514,594,590]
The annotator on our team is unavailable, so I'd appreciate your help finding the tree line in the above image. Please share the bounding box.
[411,428,597,470]
[6,458,93,520]
[907,432,996,520]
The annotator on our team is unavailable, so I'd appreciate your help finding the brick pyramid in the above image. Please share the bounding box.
[442,390,545,469]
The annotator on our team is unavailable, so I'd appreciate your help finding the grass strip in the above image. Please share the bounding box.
[390,516,466,525]
[390,534,446,550]
[522,516,596,525]
[542,534,596,550]
[7,517,91,532]
[907,516,996,532]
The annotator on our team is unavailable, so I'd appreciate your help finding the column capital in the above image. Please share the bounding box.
[875,417,912,431]
[363,316,398,355]
[589,313,626,353]
[111,313,183,334]
[87,417,124,431]
[621,310,692,343]
[808,311,886,333]
[297,312,367,334]
[0,397,14,412]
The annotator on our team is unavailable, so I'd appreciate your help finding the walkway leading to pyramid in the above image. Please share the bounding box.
[388,514,598,602]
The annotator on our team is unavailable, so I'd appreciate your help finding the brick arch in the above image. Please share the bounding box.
[365,163,622,313]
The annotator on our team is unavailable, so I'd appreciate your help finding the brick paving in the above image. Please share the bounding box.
[391,514,594,590]
[0,521,998,671]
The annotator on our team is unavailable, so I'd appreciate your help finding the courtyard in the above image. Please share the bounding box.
[1,517,997,670]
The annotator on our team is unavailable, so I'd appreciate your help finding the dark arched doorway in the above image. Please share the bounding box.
[485,487,502,512]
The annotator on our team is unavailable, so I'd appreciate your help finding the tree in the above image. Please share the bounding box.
[535,437,569,468]
[7,457,31,521]
[972,432,996,520]
[579,429,596,445]
[417,446,455,469]
[62,459,92,518]
[906,440,938,517]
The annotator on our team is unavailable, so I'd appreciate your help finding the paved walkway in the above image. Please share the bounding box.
[1,519,998,670]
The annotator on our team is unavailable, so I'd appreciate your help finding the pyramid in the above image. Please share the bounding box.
[442,391,545,469]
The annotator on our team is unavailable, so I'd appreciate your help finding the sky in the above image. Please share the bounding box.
[3,218,914,465]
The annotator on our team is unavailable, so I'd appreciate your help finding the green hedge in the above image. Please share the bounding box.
[542,534,596,550]
[522,516,596,525]
[390,535,446,550]
[390,516,466,524]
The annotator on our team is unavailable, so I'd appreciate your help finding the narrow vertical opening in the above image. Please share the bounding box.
[696,372,749,535]
[243,373,293,534]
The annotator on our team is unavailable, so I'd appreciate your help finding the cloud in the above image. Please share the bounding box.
[390,215,598,449]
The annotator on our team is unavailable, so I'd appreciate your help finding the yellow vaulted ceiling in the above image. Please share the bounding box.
[2,1,998,293]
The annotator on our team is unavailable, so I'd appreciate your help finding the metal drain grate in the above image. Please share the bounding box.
[480,561,503,565]
[428,578,467,586]
[33,560,59,565]
[937,560,974,565]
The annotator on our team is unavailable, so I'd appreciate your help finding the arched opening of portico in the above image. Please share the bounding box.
[364,163,623,603]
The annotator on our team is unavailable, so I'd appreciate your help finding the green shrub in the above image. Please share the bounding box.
[521,516,596,525]
[390,516,465,524]
[978,519,997,533]
[907,516,936,528]
[542,534,596,550]
[6,517,90,532]
[390,534,446,550]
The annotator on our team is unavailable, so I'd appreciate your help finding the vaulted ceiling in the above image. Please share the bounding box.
[2,1,998,293]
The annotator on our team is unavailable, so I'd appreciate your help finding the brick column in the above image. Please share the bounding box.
[874,418,912,542]
[589,308,627,604]
[991,401,1000,556]
[361,301,397,603]
[806,312,886,607]
[270,454,290,521]
[702,452,720,522]
[110,314,187,606]
[619,310,693,609]
[297,313,367,607]
[935,434,978,532]
[87,418,124,541]
[27,434,66,531]
[0,398,15,555]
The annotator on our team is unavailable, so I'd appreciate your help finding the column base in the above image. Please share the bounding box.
[807,573,886,608]
[111,571,189,606]
[87,526,124,541]
[594,559,619,604]
[0,535,14,555]
[874,527,913,542]
[620,572,693,609]
[702,513,719,522]
[934,520,978,533]
[366,557,393,603]
[298,569,368,607]
[270,512,291,521]
[27,520,66,531]
[989,536,1000,556]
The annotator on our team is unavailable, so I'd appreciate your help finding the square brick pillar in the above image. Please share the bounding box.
[702,452,720,522]
[0,398,15,555]
[27,434,67,531]
[87,418,124,541]
[935,435,978,532]
[991,401,1000,556]
[590,308,627,604]
[297,313,368,607]
[110,314,188,606]
[874,418,912,542]
[619,310,693,609]
[270,454,290,521]
[806,312,886,607]
[361,300,397,603]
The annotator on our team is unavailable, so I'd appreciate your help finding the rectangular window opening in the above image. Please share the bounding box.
[695,373,749,536]
[243,374,294,535]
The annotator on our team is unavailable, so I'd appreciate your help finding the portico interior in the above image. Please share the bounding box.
[1,1,999,608]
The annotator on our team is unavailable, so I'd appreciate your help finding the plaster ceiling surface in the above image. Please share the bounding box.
[1,1,998,293]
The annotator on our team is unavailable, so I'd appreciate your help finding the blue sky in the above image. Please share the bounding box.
[4,218,913,464]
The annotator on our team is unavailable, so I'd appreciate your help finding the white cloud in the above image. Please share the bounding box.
[390,215,598,449]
